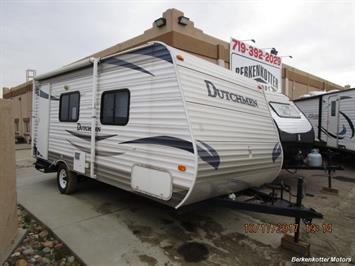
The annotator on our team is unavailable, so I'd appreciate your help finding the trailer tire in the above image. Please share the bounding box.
[57,163,78,194]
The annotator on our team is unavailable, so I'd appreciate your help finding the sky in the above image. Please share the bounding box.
[1,0,354,97]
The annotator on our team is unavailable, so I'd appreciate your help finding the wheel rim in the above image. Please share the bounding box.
[59,169,67,189]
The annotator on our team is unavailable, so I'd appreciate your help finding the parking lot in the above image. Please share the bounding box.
[16,148,355,265]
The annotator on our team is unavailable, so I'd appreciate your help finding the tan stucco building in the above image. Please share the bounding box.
[3,8,343,143]
[87,8,343,99]
[3,81,32,143]
[282,65,343,99]
[0,100,18,263]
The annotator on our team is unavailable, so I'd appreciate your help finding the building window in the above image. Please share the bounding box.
[14,119,19,132]
[100,89,130,125]
[23,118,30,133]
[59,92,80,122]
[331,101,336,116]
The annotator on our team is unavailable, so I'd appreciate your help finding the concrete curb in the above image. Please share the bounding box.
[0,228,27,265]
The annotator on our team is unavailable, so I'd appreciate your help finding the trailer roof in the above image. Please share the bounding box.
[34,42,158,81]
[294,88,355,102]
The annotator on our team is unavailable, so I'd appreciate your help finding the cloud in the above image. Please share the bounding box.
[0,0,354,89]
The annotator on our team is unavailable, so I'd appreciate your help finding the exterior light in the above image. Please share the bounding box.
[178,16,189,25]
[270,48,278,55]
[261,47,278,55]
[176,55,184,61]
[178,164,186,172]
[154,17,166,28]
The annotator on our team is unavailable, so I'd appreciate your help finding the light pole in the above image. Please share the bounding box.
[241,39,256,43]
[280,55,293,59]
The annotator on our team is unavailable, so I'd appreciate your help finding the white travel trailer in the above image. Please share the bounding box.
[264,91,314,167]
[32,42,283,209]
[294,89,355,153]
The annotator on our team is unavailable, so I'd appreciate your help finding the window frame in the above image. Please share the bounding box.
[59,91,80,122]
[15,120,19,132]
[330,101,336,117]
[269,101,301,119]
[100,89,130,126]
[24,121,29,133]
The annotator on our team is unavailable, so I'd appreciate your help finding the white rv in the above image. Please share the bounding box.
[264,91,314,167]
[295,89,355,153]
[32,42,283,208]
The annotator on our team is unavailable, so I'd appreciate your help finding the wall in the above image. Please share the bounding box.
[0,100,17,263]
[12,90,32,142]
[3,81,32,143]
[282,64,343,99]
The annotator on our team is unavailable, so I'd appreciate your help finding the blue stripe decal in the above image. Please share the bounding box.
[38,89,59,101]
[120,136,194,153]
[120,136,221,170]
[196,140,220,170]
[67,140,123,157]
[339,125,346,136]
[66,130,117,141]
[320,127,343,139]
[104,57,154,76]
[272,142,282,163]
[340,111,355,138]
[128,43,173,64]
[340,96,352,100]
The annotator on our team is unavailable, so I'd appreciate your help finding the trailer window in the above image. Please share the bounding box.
[100,89,130,125]
[59,91,80,122]
[269,102,301,118]
[331,101,336,116]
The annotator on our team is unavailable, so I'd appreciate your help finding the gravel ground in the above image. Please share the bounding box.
[3,206,83,266]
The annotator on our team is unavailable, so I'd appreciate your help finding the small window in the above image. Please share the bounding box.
[269,102,301,118]
[59,91,80,122]
[331,101,336,116]
[23,119,30,133]
[15,120,19,132]
[100,89,130,125]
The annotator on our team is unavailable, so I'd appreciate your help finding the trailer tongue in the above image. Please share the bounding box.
[180,176,323,243]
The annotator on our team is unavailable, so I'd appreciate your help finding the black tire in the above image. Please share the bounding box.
[57,163,78,194]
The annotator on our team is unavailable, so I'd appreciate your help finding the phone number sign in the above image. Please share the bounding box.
[230,38,282,93]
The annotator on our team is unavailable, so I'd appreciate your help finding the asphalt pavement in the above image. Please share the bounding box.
[16,148,355,265]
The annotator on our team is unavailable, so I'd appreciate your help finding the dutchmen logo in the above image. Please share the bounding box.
[204,80,258,107]
[65,124,121,156]
[77,123,101,133]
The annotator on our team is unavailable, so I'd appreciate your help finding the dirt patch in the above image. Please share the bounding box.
[177,242,209,262]
[138,254,158,266]
[124,212,291,265]
[160,218,174,225]
[333,176,355,183]
[180,221,197,232]
[95,202,114,214]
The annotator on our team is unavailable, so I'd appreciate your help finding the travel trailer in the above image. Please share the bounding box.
[32,42,283,209]
[264,91,314,167]
[294,89,355,154]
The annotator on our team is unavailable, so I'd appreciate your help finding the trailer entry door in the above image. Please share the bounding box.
[37,84,51,159]
[327,96,339,148]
